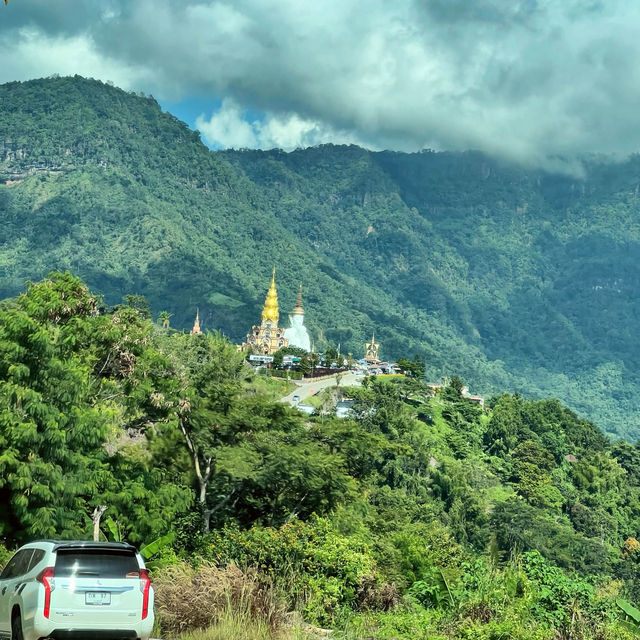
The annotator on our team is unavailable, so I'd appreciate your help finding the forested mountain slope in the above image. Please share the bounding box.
[4,272,640,639]
[1,76,640,439]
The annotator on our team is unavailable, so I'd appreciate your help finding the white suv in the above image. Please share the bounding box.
[0,540,154,640]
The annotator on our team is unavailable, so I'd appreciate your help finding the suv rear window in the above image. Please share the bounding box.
[55,549,139,578]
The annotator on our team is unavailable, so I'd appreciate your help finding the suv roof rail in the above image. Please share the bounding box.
[31,540,138,552]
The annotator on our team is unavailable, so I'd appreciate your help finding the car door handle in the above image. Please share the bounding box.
[1,587,6,596]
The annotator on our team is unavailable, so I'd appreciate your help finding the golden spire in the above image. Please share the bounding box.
[261,268,279,325]
[191,308,202,335]
[291,282,304,315]
[365,332,379,361]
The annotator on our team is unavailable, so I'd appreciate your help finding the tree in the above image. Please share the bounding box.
[272,349,284,368]
[441,375,464,401]
[324,347,339,366]
[123,294,151,320]
[0,273,190,542]
[158,310,173,328]
[511,440,563,509]
[396,358,414,375]
[156,331,354,531]
[156,332,246,533]
[218,399,355,526]
[483,393,526,455]
[393,376,431,403]
[411,354,426,379]
[0,274,107,539]
[397,355,426,378]
[298,354,312,377]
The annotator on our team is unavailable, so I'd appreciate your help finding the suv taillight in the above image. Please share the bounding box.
[37,567,55,618]
[139,568,151,620]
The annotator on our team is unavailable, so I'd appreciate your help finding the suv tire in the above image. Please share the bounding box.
[11,610,24,640]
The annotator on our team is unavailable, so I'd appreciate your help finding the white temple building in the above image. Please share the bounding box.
[284,284,311,352]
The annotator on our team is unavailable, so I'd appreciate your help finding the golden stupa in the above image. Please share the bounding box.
[241,269,289,355]
[261,269,280,325]
[190,309,202,335]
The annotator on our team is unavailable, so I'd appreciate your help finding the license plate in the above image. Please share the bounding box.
[85,591,111,606]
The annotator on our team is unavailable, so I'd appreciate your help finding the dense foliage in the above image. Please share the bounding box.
[1,273,640,638]
[2,77,640,438]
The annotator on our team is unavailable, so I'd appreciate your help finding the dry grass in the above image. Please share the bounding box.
[153,562,287,637]
[176,613,316,640]
[176,613,271,640]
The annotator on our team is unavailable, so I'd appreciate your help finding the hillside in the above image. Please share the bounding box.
[1,76,640,438]
[2,272,640,640]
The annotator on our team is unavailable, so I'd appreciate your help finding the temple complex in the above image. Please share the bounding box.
[241,269,289,354]
[365,333,380,362]
[284,283,311,352]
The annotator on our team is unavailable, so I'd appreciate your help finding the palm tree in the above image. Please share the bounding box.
[158,310,173,329]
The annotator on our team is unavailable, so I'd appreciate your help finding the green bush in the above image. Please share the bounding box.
[388,522,464,588]
[203,517,378,624]
[339,609,446,640]
[522,551,600,630]
[0,544,13,569]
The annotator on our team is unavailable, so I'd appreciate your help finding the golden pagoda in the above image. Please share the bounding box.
[241,269,289,355]
[365,332,380,362]
[191,309,202,335]
[262,268,280,325]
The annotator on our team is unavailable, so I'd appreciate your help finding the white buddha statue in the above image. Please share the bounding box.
[284,284,311,352]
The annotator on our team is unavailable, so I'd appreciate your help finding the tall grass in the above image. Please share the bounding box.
[176,611,312,640]
[153,562,286,637]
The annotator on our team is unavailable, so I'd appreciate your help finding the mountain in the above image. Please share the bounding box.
[1,75,640,439]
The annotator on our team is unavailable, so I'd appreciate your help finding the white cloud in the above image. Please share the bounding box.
[195,100,258,149]
[4,0,640,165]
[0,26,149,90]
[196,98,368,150]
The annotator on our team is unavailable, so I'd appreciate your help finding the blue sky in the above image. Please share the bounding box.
[157,97,221,145]
[1,0,640,168]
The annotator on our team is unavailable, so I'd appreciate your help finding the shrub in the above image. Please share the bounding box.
[153,562,285,636]
[409,567,455,609]
[204,517,380,624]
[388,521,465,588]
[0,544,12,569]
[355,575,401,612]
[522,551,599,631]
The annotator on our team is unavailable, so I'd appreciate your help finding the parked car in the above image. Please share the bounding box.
[0,540,153,640]
[292,395,301,403]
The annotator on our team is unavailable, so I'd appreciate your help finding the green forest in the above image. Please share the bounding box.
[2,77,640,439]
[1,272,640,639]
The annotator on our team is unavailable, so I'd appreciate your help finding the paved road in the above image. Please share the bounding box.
[281,372,363,407]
